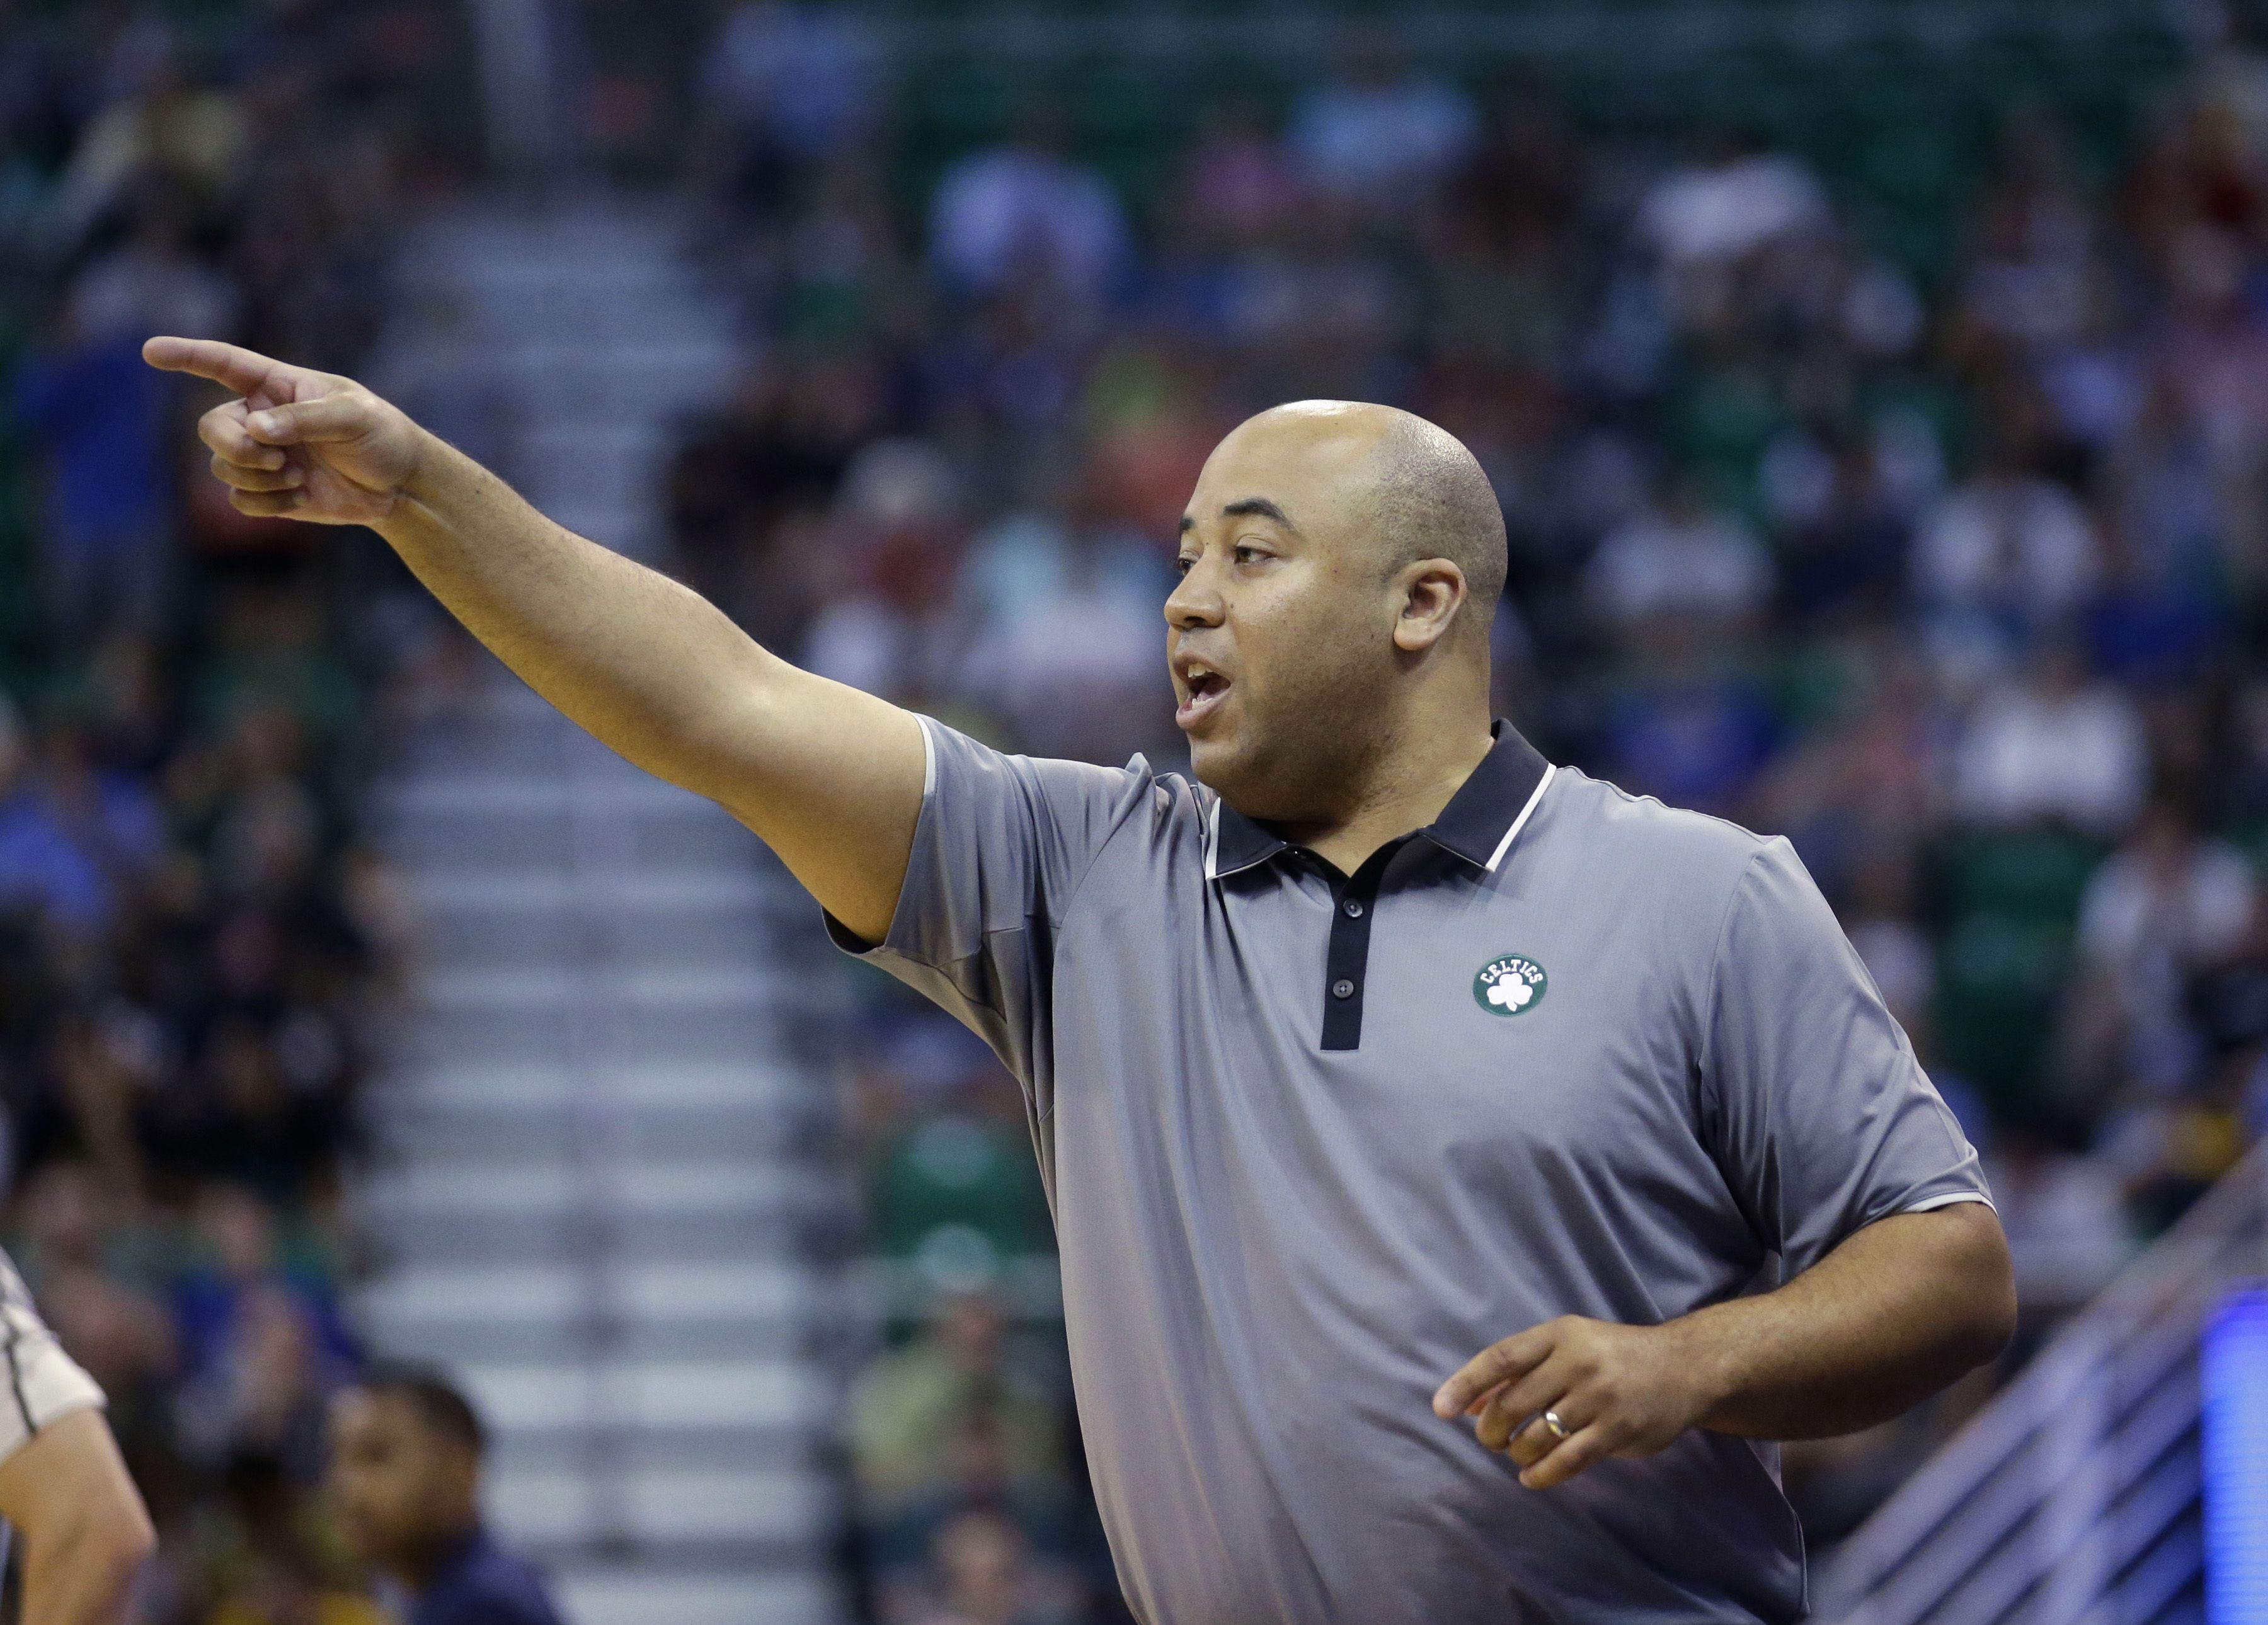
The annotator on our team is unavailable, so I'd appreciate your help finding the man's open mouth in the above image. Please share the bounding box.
[1177,664,1230,729]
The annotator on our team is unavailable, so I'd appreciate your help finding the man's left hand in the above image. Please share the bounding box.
[1431,1316,1719,1489]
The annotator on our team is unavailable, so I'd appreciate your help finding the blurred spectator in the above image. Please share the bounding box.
[1911,421,2100,648]
[900,1507,1081,1625]
[700,1,879,163]
[929,108,1130,309]
[1584,474,1773,640]
[959,513,1172,765]
[0,697,168,938]
[326,1366,566,1625]
[11,304,178,634]
[1953,638,2149,835]
[849,1287,1070,1569]
[171,1185,356,1478]
[2059,798,2259,1102]
[1984,1124,2139,1314]
[1288,31,1477,214]
[1635,127,1830,332]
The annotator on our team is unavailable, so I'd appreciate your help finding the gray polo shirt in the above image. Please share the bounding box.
[829,714,1991,1625]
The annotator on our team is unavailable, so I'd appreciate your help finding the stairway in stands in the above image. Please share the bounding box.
[1817,1143,2267,1624]
[352,193,847,1625]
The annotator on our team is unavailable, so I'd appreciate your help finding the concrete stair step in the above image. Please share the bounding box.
[391,814,759,873]
[415,964,781,1010]
[361,1151,808,1206]
[359,1258,806,1340]
[391,1059,801,1109]
[408,869,771,908]
[375,1318,814,1364]
[502,344,740,415]
[488,1462,829,1546]
[552,1565,840,1625]
[414,902,791,976]
[398,1006,781,1066]
[370,1207,808,1265]
[458,1355,822,1435]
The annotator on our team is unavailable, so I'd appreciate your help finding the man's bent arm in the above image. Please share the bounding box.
[378,435,924,940]
[144,336,924,942]
[1436,1202,2016,1488]
[1670,1201,2016,1439]
[0,1410,156,1625]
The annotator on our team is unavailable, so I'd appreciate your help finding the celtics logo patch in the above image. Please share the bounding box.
[1474,954,1547,1017]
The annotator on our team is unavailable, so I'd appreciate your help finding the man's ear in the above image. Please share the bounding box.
[1392,559,1467,654]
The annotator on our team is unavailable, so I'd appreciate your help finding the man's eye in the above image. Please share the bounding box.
[1234,545,1266,565]
[1174,554,1196,575]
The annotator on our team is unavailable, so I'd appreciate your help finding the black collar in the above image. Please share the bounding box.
[1205,719,1555,881]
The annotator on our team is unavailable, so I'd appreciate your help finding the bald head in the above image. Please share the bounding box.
[1220,401,1506,640]
[1359,408,1508,632]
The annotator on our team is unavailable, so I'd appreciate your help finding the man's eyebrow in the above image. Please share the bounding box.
[1221,497,1297,530]
[1177,498,1298,538]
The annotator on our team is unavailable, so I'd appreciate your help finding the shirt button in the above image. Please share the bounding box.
[1342,899,1365,918]
[1331,978,1356,1000]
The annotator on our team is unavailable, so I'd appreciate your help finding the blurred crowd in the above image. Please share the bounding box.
[655,5,2268,1608]
[8,0,2268,1617]
[0,0,462,1619]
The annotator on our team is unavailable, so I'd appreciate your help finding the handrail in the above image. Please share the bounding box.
[1817,1141,2267,1624]
[858,1,2184,64]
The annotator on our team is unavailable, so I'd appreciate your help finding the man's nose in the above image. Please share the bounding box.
[1165,565,1224,629]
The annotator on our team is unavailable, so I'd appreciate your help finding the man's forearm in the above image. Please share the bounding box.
[377,431,787,804]
[1667,1204,2017,1440]
[22,1510,149,1625]
[0,1413,155,1625]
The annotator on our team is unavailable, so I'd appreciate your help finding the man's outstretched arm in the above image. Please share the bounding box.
[144,336,925,942]
[1431,1201,2017,1488]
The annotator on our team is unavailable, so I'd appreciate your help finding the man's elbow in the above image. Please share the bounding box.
[56,1495,156,1623]
[103,1499,159,1584]
[37,1471,156,1625]
[1939,1204,2020,1372]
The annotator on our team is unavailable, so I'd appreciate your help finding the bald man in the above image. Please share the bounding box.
[146,336,2015,1625]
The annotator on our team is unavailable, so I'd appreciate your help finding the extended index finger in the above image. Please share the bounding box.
[1433,1325,1556,1418]
[142,336,301,399]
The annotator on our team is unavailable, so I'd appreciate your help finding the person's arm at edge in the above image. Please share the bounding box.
[0,1410,156,1625]
[1433,1201,2017,1488]
[142,336,924,944]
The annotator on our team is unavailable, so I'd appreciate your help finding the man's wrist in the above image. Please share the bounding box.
[394,421,445,511]
[1655,1304,1745,1428]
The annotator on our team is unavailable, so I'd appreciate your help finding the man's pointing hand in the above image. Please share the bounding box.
[1431,1315,1721,1490]
[143,335,427,527]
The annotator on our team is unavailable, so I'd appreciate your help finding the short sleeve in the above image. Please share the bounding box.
[0,1255,106,1464]
[824,715,1154,1088]
[1700,838,1993,1276]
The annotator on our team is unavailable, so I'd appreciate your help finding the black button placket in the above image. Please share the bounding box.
[1319,844,1397,1051]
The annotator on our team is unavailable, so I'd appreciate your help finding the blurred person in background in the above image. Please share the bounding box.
[848,1286,1070,1574]
[324,1366,563,1625]
[902,1507,1079,1625]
